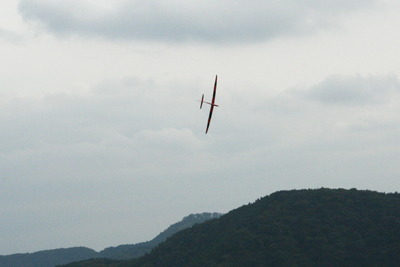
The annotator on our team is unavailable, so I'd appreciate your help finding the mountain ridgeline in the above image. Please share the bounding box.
[97,212,222,260]
[61,188,400,267]
[0,212,221,267]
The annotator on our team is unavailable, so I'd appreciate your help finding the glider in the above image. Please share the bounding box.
[199,75,218,134]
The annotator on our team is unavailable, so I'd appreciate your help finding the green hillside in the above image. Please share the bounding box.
[61,188,400,267]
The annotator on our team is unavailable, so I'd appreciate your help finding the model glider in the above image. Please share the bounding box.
[199,75,218,134]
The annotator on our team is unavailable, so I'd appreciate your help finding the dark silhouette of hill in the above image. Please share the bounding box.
[0,213,221,267]
[60,188,400,267]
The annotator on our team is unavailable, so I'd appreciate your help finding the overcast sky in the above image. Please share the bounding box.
[1,0,400,255]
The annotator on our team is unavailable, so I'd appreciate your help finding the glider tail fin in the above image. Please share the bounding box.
[200,94,204,109]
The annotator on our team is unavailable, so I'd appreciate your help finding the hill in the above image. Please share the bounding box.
[0,213,221,267]
[61,188,400,267]
[0,247,98,267]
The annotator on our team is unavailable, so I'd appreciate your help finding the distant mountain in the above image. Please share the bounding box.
[98,212,222,260]
[0,212,222,267]
[0,247,97,267]
[61,188,400,267]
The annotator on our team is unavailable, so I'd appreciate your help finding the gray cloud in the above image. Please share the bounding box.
[304,74,400,105]
[18,0,375,43]
[2,73,400,254]
[0,28,23,43]
[0,77,215,253]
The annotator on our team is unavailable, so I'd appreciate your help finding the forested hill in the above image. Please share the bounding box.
[61,188,400,267]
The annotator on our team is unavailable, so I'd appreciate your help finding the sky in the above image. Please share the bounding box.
[1,0,400,255]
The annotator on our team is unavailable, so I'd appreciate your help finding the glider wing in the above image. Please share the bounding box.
[205,75,217,134]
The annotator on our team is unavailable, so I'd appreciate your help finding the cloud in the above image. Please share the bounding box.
[260,74,400,156]
[135,128,202,150]
[263,74,400,128]
[0,28,23,43]
[0,76,207,252]
[304,74,400,105]
[2,73,400,254]
[18,0,376,43]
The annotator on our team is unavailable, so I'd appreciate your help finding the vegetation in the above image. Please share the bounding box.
[58,258,122,267]
[61,188,400,267]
